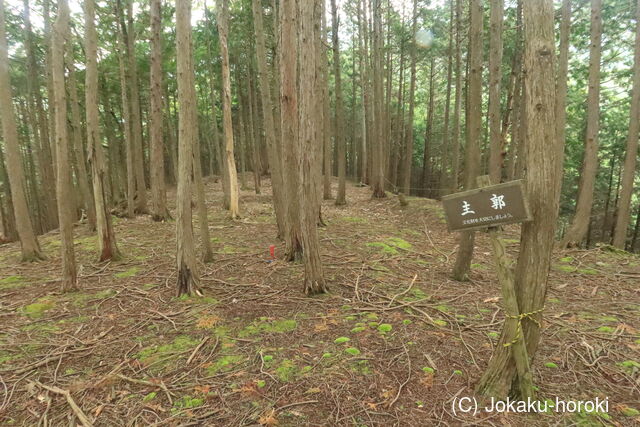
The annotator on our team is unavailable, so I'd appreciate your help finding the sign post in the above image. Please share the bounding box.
[442,175,535,399]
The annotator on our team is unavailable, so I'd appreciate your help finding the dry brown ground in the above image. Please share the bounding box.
[0,177,639,426]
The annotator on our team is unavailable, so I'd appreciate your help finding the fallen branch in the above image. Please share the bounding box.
[30,380,94,427]
[187,336,212,365]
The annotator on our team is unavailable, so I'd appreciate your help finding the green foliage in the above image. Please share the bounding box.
[20,299,55,318]
[114,267,139,278]
[344,347,361,356]
[334,337,350,344]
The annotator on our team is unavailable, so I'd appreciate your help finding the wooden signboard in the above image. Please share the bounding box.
[441,179,531,232]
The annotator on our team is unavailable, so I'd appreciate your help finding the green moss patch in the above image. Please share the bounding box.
[135,335,200,366]
[20,299,56,319]
[0,275,26,290]
[238,318,297,338]
[206,354,245,375]
[114,267,139,279]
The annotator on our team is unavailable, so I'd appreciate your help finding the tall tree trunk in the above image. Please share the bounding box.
[175,0,200,296]
[126,0,148,213]
[450,0,463,193]
[439,0,455,197]
[85,0,120,262]
[488,0,503,182]
[612,0,640,249]
[216,0,240,219]
[322,4,332,200]
[561,0,602,248]
[332,0,347,206]
[22,0,58,231]
[116,0,135,218]
[252,0,286,237]
[150,0,170,221]
[370,0,386,198]
[452,0,483,281]
[401,0,418,196]
[247,68,262,194]
[43,0,57,179]
[297,0,327,295]
[477,0,560,398]
[280,0,303,260]
[193,131,213,263]
[67,45,97,229]
[422,58,435,198]
[0,0,43,261]
[53,0,77,289]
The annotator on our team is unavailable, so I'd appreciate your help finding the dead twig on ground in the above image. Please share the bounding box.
[30,380,94,427]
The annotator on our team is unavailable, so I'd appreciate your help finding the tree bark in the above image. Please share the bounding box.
[561,0,602,248]
[175,0,200,296]
[422,58,435,198]
[488,0,503,183]
[401,0,418,196]
[477,0,560,399]
[439,0,455,197]
[126,0,148,214]
[150,0,170,221]
[370,0,386,198]
[85,0,120,262]
[332,0,347,206]
[252,0,287,238]
[216,0,239,219]
[297,0,328,295]
[450,0,463,193]
[22,0,58,231]
[0,0,43,261]
[67,43,97,230]
[452,0,483,282]
[53,0,78,290]
[612,0,640,249]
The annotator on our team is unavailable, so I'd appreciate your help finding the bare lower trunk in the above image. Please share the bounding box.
[0,0,43,261]
[477,0,560,399]
[150,0,170,221]
[53,0,78,290]
[85,0,120,262]
[612,0,640,249]
[452,0,483,281]
[175,0,200,296]
[561,0,602,248]
[332,0,347,206]
[217,0,240,219]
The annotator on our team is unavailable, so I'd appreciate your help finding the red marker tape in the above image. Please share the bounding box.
[269,245,276,259]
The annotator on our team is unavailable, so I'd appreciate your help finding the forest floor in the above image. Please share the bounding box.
[0,177,639,426]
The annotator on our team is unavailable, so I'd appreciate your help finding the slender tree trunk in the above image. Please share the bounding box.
[43,0,57,179]
[450,0,463,193]
[150,0,170,221]
[53,0,77,290]
[297,0,328,295]
[175,0,200,296]
[280,0,303,260]
[216,0,239,219]
[422,58,435,198]
[85,0,120,262]
[561,0,602,248]
[322,6,332,200]
[401,0,418,196]
[477,0,559,399]
[193,132,213,263]
[452,0,482,281]
[439,0,455,197]
[126,0,148,213]
[371,0,386,198]
[332,0,347,205]
[488,0,503,183]
[247,68,262,194]
[116,0,135,218]
[67,47,97,229]
[0,0,43,261]
[612,0,640,249]
[22,0,58,231]
[252,0,286,237]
